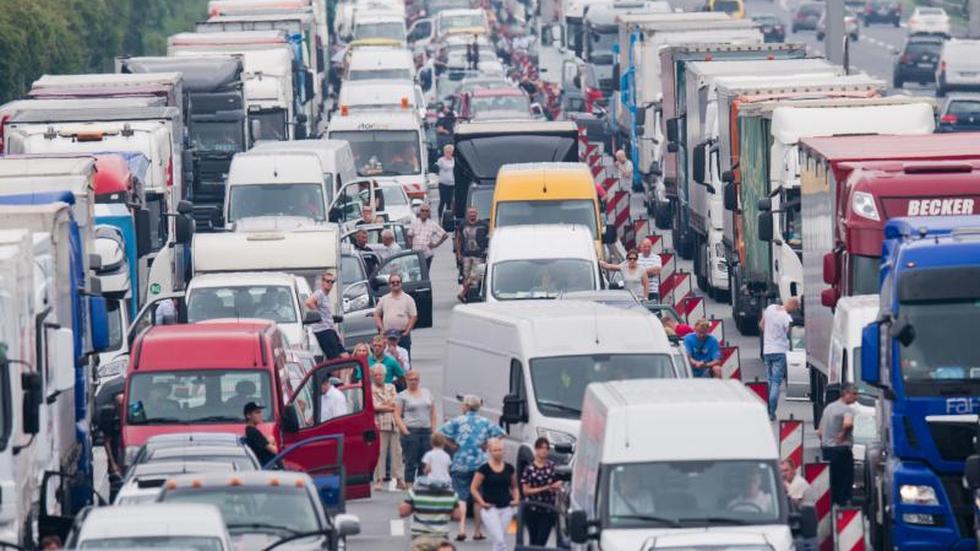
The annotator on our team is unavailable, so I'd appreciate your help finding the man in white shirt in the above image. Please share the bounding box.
[319,378,349,422]
[378,229,402,261]
[635,238,662,301]
[759,297,800,420]
[726,469,774,515]
[781,459,811,508]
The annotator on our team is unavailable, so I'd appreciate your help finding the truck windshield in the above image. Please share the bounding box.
[713,0,742,13]
[355,22,406,41]
[227,183,326,223]
[249,110,288,141]
[106,301,125,351]
[492,259,595,299]
[587,30,617,64]
[898,299,980,391]
[127,370,273,425]
[161,486,321,535]
[329,130,421,177]
[349,68,413,81]
[441,13,485,30]
[850,255,880,296]
[191,121,245,154]
[79,536,224,550]
[495,200,598,239]
[188,285,297,324]
[603,460,783,528]
[530,354,675,418]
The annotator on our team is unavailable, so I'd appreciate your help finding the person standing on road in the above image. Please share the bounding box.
[615,149,633,191]
[599,249,649,300]
[395,371,437,484]
[243,402,277,467]
[521,437,562,546]
[439,395,504,542]
[374,273,418,355]
[780,459,811,509]
[436,145,456,219]
[369,334,406,389]
[759,297,799,420]
[636,238,662,301]
[399,477,461,551]
[305,272,343,359]
[818,383,858,506]
[408,204,449,270]
[435,103,456,155]
[454,206,489,302]
[372,364,405,491]
[385,329,412,373]
[683,319,723,378]
[470,438,520,551]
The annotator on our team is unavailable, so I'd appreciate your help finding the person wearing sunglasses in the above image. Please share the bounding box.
[599,249,650,300]
[374,273,418,355]
[305,271,343,359]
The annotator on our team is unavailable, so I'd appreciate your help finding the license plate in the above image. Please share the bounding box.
[917,62,933,68]
[960,71,979,78]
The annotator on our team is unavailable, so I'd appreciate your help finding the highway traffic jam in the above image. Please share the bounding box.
[0,0,979,549]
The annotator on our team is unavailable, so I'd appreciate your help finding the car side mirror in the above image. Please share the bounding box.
[175,213,194,245]
[332,314,344,324]
[335,513,361,537]
[723,182,737,211]
[373,274,389,289]
[303,311,322,325]
[665,118,680,144]
[757,212,774,242]
[555,465,572,482]
[757,197,772,212]
[501,393,528,424]
[553,442,574,455]
[821,287,839,309]
[568,510,592,543]
[965,455,980,489]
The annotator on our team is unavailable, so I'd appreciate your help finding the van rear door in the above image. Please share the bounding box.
[280,356,378,500]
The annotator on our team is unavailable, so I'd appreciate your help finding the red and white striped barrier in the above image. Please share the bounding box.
[659,271,692,309]
[577,127,588,162]
[805,462,833,551]
[779,419,804,472]
[676,294,706,324]
[658,252,675,281]
[834,507,866,551]
[633,219,649,249]
[720,345,741,380]
[745,380,768,404]
[606,190,630,228]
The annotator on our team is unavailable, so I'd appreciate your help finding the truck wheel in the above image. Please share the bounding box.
[654,202,671,230]
[694,242,709,293]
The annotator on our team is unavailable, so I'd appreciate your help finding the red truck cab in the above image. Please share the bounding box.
[799,132,980,308]
[122,320,379,498]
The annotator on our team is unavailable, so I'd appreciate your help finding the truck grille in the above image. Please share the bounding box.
[939,474,974,537]
[928,420,976,462]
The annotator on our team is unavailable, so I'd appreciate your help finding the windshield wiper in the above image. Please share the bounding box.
[137,417,184,425]
[228,523,298,535]
[191,415,243,423]
[536,400,581,415]
[612,514,681,527]
[683,516,753,526]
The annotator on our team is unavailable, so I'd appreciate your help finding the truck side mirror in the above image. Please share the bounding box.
[757,212,774,242]
[21,372,43,434]
[723,182,736,211]
[175,214,194,245]
[757,197,772,212]
[965,455,980,489]
[568,510,592,543]
[282,405,300,434]
[135,208,153,258]
[90,296,111,353]
[692,143,706,184]
[821,287,839,309]
[861,322,882,386]
[612,64,620,91]
[665,118,680,144]
[822,251,840,285]
[501,393,528,424]
[602,225,618,245]
[48,328,75,393]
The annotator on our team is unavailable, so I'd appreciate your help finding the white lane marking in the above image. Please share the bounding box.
[390,519,405,536]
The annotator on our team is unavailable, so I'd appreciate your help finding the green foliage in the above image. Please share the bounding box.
[0,0,209,102]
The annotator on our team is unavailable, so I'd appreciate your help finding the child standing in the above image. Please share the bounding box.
[422,432,453,484]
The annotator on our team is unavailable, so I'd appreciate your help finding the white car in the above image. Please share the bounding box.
[908,6,951,35]
[67,503,234,550]
[114,460,240,505]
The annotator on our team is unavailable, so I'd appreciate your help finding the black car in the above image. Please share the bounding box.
[893,35,943,87]
[937,94,980,132]
[862,0,901,26]
[792,2,824,32]
[753,14,786,42]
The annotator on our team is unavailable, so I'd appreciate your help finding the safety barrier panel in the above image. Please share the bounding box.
[805,462,833,551]
[833,507,865,551]
[779,419,804,471]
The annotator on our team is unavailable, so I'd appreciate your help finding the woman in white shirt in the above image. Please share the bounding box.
[435,144,455,219]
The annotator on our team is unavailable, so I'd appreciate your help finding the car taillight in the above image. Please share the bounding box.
[900,54,910,63]
[941,114,957,124]
[166,157,173,188]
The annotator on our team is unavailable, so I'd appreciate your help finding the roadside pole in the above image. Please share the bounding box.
[825,0,846,65]
[970,0,980,37]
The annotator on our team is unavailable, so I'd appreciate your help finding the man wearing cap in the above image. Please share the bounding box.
[244,402,277,467]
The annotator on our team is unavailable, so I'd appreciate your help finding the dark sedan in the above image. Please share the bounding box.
[937,95,980,132]
[893,35,943,88]
[861,0,901,26]
[792,2,824,32]
[753,15,786,42]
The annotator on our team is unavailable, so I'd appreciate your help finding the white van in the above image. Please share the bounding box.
[484,224,600,302]
[185,272,319,351]
[346,47,416,82]
[250,139,359,202]
[224,150,329,227]
[443,300,683,471]
[337,78,425,122]
[569,379,814,551]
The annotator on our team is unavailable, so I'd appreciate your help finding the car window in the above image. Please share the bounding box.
[947,100,980,117]
[378,253,425,282]
[906,42,941,56]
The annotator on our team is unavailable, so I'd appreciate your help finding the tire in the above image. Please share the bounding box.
[893,75,903,88]
[695,239,709,293]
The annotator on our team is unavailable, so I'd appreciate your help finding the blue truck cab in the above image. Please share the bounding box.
[861,215,980,551]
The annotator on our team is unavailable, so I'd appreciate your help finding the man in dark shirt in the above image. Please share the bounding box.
[454,206,488,301]
[244,402,277,467]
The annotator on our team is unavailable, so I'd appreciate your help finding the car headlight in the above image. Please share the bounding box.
[852,191,880,222]
[536,428,576,445]
[899,484,939,505]
[344,293,370,313]
[97,357,129,380]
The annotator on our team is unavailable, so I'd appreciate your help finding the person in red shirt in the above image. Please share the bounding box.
[662,316,694,338]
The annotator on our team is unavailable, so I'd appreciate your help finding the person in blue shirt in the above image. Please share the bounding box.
[683,319,723,378]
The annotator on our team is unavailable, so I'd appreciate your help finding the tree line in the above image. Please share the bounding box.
[0,0,208,102]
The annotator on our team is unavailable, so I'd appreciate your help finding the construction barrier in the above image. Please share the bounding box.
[577,126,588,162]
[779,419,804,471]
[805,462,833,551]
[745,380,769,404]
[833,507,865,551]
[720,345,741,380]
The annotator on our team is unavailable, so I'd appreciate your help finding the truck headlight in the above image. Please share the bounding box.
[899,484,939,505]
[536,428,576,445]
[851,191,880,222]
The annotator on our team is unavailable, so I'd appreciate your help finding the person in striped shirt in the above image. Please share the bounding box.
[399,477,462,551]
